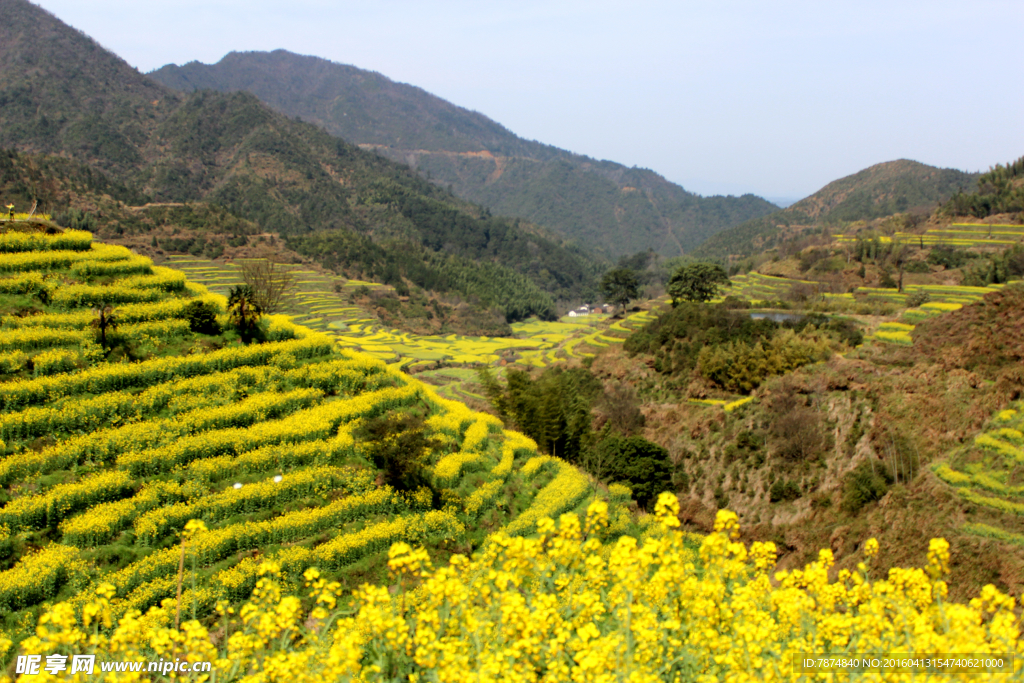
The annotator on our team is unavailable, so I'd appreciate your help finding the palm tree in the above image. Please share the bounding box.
[227,285,263,338]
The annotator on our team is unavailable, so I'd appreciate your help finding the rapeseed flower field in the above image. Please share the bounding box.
[1,227,1022,681]
[2,497,1020,681]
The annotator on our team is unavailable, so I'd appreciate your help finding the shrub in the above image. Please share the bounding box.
[183,300,221,335]
[769,479,801,503]
[356,413,434,494]
[591,435,673,509]
[768,388,824,461]
[903,261,931,274]
[841,461,891,513]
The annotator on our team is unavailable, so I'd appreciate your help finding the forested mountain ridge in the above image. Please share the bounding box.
[694,159,980,260]
[0,0,175,176]
[149,49,779,258]
[0,0,602,322]
[943,154,1024,218]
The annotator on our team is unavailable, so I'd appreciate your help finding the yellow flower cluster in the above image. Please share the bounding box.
[723,395,755,412]
[0,326,91,353]
[3,357,379,456]
[0,334,334,411]
[0,229,92,253]
[0,366,297,480]
[62,486,405,614]
[119,384,417,476]
[117,508,462,620]
[921,301,964,312]
[27,348,80,376]
[0,242,131,273]
[50,283,165,309]
[0,271,48,295]
[8,499,1019,682]
[492,431,537,477]
[464,479,504,516]
[0,470,134,531]
[185,434,360,484]
[132,466,359,542]
[116,266,188,292]
[433,451,484,483]
[0,295,217,331]
[68,254,153,278]
[0,350,26,374]
[505,457,591,536]
[520,455,557,478]
[0,544,88,613]
[59,481,186,546]
[119,318,192,340]
[975,433,1024,463]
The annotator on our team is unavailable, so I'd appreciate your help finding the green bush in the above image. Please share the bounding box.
[184,300,221,335]
[592,435,673,510]
[769,479,801,503]
[903,261,931,274]
[906,290,931,307]
[841,462,891,513]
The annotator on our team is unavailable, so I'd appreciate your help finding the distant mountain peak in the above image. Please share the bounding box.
[149,50,778,258]
[693,159,980,259]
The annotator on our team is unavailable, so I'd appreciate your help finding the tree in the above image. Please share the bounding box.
[593,435,673,509]
[355,413,434,493]
[183,299,221,335]
[91,305,118,351]
[601,268,639,313]
[241,259,294,314]
[227,285,263,339]
[667,262,729,305]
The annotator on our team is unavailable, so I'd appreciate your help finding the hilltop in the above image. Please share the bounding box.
[694,159,980,260]
[0,0,601,326]
[149,50,779,258]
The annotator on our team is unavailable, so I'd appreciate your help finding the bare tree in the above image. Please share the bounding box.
[240,259,294,314]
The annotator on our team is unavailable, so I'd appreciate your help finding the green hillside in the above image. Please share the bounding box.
[0,0,601,323]
[149,50,779,258]
[943,154,1024,218]
[694,159,980,260]
[0,222,631,647]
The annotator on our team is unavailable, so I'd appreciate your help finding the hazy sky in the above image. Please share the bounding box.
[32,0,1024,202]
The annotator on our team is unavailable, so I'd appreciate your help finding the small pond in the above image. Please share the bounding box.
[748,311,806,323]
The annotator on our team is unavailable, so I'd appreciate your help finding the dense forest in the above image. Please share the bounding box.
[0,0,602,324]
[943,155,1024,218]
[623,303,862,393]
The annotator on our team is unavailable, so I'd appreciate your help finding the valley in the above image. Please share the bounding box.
[0,0,1023,677]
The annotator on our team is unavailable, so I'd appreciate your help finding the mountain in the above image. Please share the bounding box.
[0,0,174,175]
[148,50,779,258]
[0,0,601,322]
[693,159,980,260]
[942,154,1024,218]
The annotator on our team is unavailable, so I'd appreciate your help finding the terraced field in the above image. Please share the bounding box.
[932,402,1024,548]
[721,272,816,302]
[161,257,655,377]
[0,232,632,645]
[834,223,1024,249]
[721,260,1021,347]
